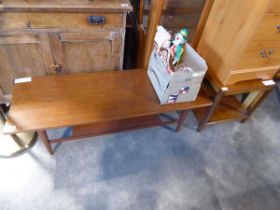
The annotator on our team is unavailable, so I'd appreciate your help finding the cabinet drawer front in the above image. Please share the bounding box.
[227,66,279,85]
[0,12,123,29]
[267,0,280,12]
[236,41,280,70]
[252,13,280,41]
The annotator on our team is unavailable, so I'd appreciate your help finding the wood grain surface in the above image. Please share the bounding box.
[197,0,272,84]
[0,12,123,29]
[4,70,212,134]
[236,41,280,70]
[0,33,53,96]
[205,67,275,95]
[252,13,280,42]
[0,0,133,12]
[268,0,280,12]
[0,0,131,103]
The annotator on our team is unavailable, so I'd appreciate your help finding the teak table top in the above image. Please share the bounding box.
[4,69,212,134]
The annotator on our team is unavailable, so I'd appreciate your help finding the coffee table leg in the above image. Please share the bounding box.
[176,110,189,132]
[38,130,54,155]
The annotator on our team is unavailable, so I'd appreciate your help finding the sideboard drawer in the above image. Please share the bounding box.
[267,0,280,12]
[0,12,123,29]
[252,13,280,41]
[236,41,280,70]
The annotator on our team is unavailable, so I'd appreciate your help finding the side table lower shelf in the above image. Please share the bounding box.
[194,69,276,131]
[193,96,247,126]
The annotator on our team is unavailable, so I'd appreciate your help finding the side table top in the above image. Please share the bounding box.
[4,69,212,134]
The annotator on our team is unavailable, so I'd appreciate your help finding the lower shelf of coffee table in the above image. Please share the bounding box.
[72,114,177,138]
[193,95,248,125]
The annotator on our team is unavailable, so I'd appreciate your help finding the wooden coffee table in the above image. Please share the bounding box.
[3,69,212,155]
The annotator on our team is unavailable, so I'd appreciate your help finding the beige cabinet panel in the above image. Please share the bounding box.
[49,31,123,74]
[0,33,54,96]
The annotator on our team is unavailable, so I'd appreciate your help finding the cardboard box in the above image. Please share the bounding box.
[147,43,207,104]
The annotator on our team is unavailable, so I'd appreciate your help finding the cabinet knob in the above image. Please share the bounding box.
[88,16,105,25]
[52,64,63,75]
[260,49,267,58]
[268,49,274,56]
[260,49,274,58]
[277,24,280,32]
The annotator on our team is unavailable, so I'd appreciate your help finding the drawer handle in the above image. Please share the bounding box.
[88,16,105,25]
[260,49,268,58]
[260,49,274,58]
[52,64,63,75]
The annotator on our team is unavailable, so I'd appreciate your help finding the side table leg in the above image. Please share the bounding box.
[176,110,189,132]
[241,89,272,123]
[197,89,224,132]
[38,130,54,155]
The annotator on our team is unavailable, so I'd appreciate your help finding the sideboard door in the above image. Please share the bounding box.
[0,33,54,100]
[49,31,123,74]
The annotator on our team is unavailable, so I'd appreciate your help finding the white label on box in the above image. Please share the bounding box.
[121,3,129,7]
[262,80,275,86]
[195,73,201,77]
[14,77,32,84]
[193,73,200,78]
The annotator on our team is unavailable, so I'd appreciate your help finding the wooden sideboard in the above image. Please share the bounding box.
[197,0,280,85]
[0,0,132,103]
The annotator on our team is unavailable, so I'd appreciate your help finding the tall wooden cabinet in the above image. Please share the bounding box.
[140,0,207,43]
[0,0,132,103]
[197,0,280,85]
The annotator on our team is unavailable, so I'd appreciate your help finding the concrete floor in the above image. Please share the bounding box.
[0,90,279,210]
